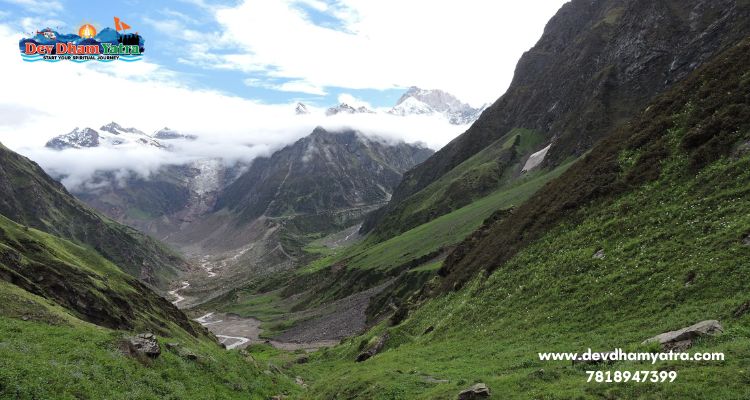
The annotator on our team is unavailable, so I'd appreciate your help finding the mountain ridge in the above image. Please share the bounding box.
[0,141,188,288]
[362,0,750,240]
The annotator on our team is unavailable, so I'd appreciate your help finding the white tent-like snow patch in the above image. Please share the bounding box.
[522,144,551,172]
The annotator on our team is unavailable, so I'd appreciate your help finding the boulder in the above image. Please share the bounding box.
[743,234,750,246]
[165,342,180,351]
[126,333,161,358]
[458,383,490,399]
[642,320,723,351]
[592,249,605,259]
[356,333,389,362]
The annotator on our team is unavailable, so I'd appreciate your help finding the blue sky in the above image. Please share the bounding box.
[4,0,412,107]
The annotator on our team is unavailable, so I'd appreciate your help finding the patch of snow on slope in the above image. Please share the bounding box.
[522,144,551,172]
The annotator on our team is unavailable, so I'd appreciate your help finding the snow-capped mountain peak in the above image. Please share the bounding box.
[325,103,375,116]
[45,123,165,150]
[153,127,197,140]
[100,121,146,136]
[45,127,100,149]
[389,96,434,116]
[390,86,486,125]
[295,102,310,115]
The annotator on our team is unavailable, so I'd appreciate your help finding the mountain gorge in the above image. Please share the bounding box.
[160,128,434,308]
[3,0,750,399]
[49,125,433,309]
[0,142,296,399]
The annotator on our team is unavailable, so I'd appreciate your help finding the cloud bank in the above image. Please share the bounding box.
[0,23,466,189]
[0,0,568,190]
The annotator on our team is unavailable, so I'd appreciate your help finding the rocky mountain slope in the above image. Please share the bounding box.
[0,142,187,288]
[286,33,750,400]
[0,140,294,398]
[216,127,433,231]
[43,122,246,241]
[73,159,245,241]
[363,0,750,240]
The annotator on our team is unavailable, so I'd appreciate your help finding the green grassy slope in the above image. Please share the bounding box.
[439,37,750,292]
[361,128,547,240]
[315,158,571,274]
[0,281,295,400]
[280,38,750,400]
[0,200,297,399]
[0,143,186,288]
[207,159,572,326]
[0,214,196,334]
[366,0,750,243]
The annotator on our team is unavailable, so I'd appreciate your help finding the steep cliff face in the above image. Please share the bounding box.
[365,0,750,239]
[439,37,750,290]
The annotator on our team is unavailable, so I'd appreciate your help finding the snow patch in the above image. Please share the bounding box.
[522,144,551,172]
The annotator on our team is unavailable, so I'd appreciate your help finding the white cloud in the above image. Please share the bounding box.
[0,22,464,190]
[192,0,568,106]
[336,93,371,109]
[18,16,66,34]
[274,80,327,95]
[0,1,568,189]
[3,0,63,13]
[243,77,328,95]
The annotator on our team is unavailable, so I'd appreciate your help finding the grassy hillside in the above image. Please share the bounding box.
[439,37,750,291]
[207,158,573,328]
[365,0,750,244]
[0,140,303,399]
[273,38,750,399]
[0,213,197,334]
[0,281,295,399]
[361,128,547,240]
[293,147,750,398]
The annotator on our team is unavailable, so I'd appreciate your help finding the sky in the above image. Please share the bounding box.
[0,0,568,188]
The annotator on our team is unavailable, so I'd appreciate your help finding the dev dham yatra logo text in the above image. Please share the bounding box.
[19,17,143,63]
